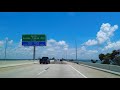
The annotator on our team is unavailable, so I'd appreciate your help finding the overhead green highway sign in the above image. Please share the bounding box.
[22,34,46,46]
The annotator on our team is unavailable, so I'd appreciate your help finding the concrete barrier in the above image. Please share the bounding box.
[73,61,120,73]
[109,65,120,72]
[0,60,38,68]
[0,62,36,68]
[0,60,36,65]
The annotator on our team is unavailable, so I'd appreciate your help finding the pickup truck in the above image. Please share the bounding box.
[39,57,50,64]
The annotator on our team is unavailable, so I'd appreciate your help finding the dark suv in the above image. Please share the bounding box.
[39,57,50,64]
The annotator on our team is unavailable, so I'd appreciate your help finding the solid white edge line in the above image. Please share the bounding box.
[69,65,87,78]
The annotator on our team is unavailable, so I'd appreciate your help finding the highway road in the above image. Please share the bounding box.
[0,60,120,78]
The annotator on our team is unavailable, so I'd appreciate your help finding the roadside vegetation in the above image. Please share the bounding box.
[91,59,98,63]
[99,50,120,66]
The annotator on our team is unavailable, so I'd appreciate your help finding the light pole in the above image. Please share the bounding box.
[75,40,77,61]
[64,49,68,61]
[66,50,67,60]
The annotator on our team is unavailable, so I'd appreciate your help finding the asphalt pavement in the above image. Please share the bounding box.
[0,60,120,78]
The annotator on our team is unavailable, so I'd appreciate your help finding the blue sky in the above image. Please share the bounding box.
[0,12,120,59]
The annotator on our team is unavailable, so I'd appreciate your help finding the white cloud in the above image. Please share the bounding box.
[84,39,97,46]
[1,39,69,59]
[47,48,54,51]
[47,39,56,43]
[78,46,98,56]
[84,23,118,46]
[0,38,101,60]
[8,40,13,44]
[10,39,98,59]
[54,46,60,49]
[0,41,4,47]
[87,50,98,54]
[18,39,23,47]
[64,48,68,50]
[80,46,86,51]
[47,39,68,51]
[2,37,14,45]
[58,41,66,46]
[47,39,57,47]
[80,49,98,59]
[102,40,120,51]
[96,23,118,44]
[66,46,99,59]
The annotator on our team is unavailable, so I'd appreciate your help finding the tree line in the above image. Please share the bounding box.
[99,50,120,66]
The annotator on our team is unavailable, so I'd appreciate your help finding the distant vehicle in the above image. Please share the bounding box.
[60,58,65,61]
[39,57,50,64]
[60,59,63,61]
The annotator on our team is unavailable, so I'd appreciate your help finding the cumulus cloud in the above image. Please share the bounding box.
[78,48,98,59]
[84,23,118,46]
[47,48,54,51]
[47,39,56,43]
[2,37,14,45]
[2,38,99,59]
[84,39,97,46]
[0,38,104,60]
[102,40,120,51]
[47,39,57,47]
[58,41,66,46]
[0,37,13,48]
[18,39,23,47]
[35,39,69,59]
[96,23,118,44]
[0,39,69,59]
[78,46,98,55]
[0,41,4,47]
[66,46,99,59]
[8,40,13,44]
[47,39,68,50]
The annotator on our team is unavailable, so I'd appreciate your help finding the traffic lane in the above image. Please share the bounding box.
[50,60,67,64]
[1,61,119,78]
[66,61,120,78]
[0,63,51,78]
[36,64,86,78]
[0,60,57,78]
